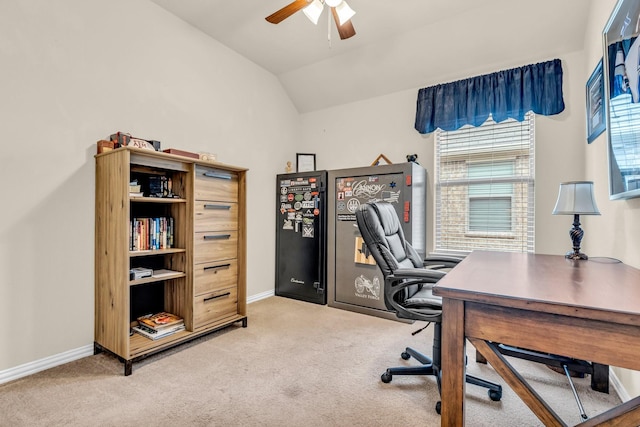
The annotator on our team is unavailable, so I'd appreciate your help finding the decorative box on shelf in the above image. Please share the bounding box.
[97,140,115,154]
[163,148,199,159]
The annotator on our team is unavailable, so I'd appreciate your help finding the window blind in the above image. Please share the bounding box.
[434,112,535,255]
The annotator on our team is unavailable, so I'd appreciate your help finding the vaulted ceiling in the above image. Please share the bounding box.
[150,0,590,113]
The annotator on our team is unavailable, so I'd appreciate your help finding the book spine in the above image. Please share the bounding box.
[144,218,149,250]
[133,324,185,340]
[154,218,158,250]
[156,218,161,250]
[161,217,167,249]
[151,217,156,250]
[169,217,174,248]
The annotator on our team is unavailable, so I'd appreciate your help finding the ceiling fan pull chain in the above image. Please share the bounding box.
[327,8,332,48]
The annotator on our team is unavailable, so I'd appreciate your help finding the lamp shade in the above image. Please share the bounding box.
[303,0,323,25]
[334,1,355,25]
[552,181,601,215]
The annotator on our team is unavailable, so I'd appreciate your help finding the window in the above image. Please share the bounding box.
[434,112,535,254]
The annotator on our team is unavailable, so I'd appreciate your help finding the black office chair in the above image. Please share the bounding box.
[355,201,502,414]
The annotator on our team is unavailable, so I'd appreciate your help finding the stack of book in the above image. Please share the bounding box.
[129,180,143,197]
[132,312,185,340]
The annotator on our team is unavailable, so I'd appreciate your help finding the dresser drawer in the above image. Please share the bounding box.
[194,201,238,233]
[194,166,238,202]
[194,260,238,296]
[194,231,237,264]
[194,287,238,327]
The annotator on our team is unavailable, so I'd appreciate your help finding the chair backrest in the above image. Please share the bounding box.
[357,201,447,321]
[355,202,423,278]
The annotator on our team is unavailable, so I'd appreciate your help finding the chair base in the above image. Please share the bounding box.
[475,345,610,393]
[381,346,502,414]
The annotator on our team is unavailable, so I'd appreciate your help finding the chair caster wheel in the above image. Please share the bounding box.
[401,351,411,360]
[381,372,392,383]
[489,389,502,401]
[435,401,441,414]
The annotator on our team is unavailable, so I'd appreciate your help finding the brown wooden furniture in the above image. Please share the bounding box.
[95,147,247,375]
[434,250,640,426]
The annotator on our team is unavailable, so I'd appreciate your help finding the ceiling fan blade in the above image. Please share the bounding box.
[266,0,310,24]
[331,7,356,40]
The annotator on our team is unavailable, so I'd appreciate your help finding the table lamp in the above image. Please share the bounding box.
[552,181,600,260]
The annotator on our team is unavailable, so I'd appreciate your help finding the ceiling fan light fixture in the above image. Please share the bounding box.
[302,0,324,25]
[324,0,342,7]
[334,1,355,25]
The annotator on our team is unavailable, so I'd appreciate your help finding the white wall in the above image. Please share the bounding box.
[299,51,587,257]
[2,0,639,400]
[0,0,298,372]
[584,0,640,399]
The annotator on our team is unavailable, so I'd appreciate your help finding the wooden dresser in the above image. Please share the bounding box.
[94,147,247,375]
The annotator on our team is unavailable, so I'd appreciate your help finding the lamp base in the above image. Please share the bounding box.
[566,214,588,261]
[565,251,588,260]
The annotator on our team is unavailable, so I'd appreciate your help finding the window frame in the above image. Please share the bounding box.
[434,112,535,255]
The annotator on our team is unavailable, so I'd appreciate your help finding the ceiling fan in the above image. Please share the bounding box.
[266,0,356,40]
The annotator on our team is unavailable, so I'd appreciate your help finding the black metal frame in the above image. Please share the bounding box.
[354,202,502,414]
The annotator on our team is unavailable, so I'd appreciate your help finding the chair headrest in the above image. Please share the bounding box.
[355,202,423,276]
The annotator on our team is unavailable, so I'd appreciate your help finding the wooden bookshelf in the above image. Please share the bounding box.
[95,147,247,375]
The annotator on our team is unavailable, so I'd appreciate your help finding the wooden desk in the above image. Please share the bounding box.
[433,251,640,426]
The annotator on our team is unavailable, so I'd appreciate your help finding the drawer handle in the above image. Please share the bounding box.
[204,204,231,210]
[203,234,231,240]
[204,292,231,302]
[204,263,231,272]
[203,171,231,180]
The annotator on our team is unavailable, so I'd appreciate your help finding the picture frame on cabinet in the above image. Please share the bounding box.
[586,59,605,144]
[296,153,316,172]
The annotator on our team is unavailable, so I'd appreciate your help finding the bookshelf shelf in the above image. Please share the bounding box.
[129,272,186,286]
[130,196,188,203]
[129,248,186,257]
[95,147,248,375]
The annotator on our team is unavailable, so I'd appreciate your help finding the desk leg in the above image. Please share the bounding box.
[591,363,609,393]
[440,298,466,426]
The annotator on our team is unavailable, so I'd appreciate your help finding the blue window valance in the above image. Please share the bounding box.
[414,58,565,134]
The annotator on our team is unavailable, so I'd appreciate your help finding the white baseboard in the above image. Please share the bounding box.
[0,344,94,385]
[247,289,274,304]
[609,367,630,402]
[10,288,625,405]
[0,291,276,385]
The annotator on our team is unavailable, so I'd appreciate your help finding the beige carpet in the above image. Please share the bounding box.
[0,296,621,426]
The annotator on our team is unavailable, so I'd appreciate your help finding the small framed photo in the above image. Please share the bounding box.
[296,153,316,172]
[586,59,605,144]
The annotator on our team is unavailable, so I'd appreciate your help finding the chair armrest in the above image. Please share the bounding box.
[422,255,462,267]
[394,268,446,280]
[423,256,463,269]
[385,268,444,322]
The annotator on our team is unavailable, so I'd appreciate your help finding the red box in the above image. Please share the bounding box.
[163,148,199,159]
[97,140,115,154]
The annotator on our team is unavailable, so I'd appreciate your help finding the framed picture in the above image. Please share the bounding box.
[296,153,316,172]
[586,59,605,144]
[603,0,640,199]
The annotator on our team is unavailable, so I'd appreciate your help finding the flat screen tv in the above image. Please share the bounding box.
[603,0,640,200]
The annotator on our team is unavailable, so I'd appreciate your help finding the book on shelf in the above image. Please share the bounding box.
[129,191,144,197]
[137,312,184,330]
[132,323,185,340]
[129,217,174,251]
